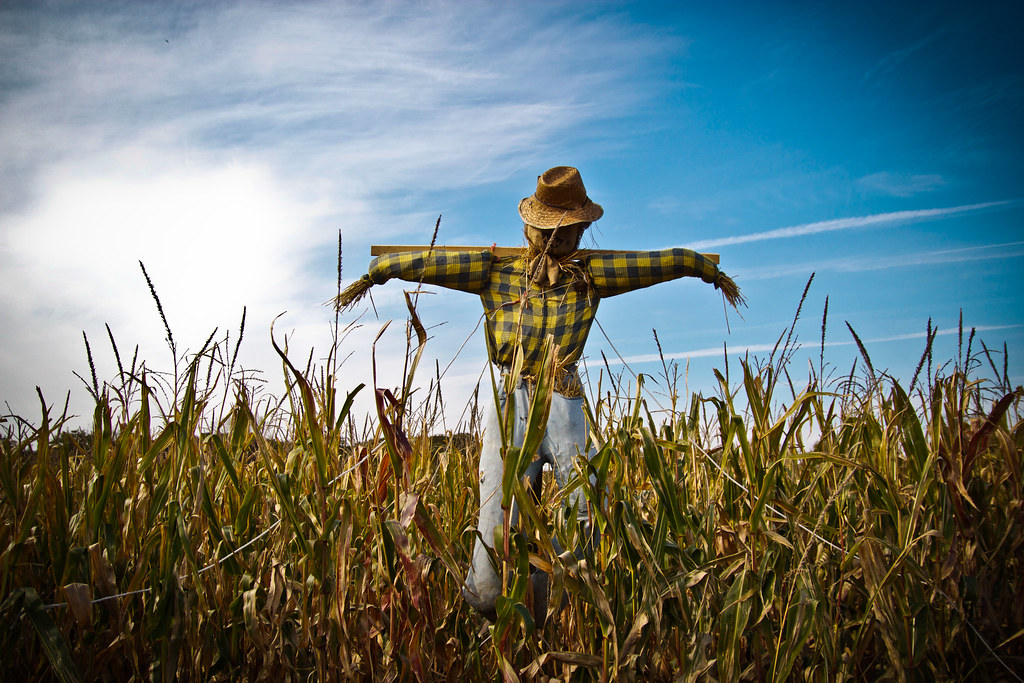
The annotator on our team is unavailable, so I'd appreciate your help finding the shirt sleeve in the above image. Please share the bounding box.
[367,249,495,293]
[586,248,719,298]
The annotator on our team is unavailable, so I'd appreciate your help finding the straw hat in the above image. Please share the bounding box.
[518,166,604,229]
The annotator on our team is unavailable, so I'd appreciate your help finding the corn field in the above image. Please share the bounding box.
[1,294,1022,681]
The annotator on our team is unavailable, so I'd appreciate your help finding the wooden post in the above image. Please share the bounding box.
[370,245,720,264]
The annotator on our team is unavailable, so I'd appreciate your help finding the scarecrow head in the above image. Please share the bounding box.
[519,166,603,258]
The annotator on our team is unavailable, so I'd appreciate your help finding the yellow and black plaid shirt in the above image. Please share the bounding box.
[367,248,719,379]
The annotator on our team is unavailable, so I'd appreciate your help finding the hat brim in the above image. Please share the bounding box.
[518,196,603,229]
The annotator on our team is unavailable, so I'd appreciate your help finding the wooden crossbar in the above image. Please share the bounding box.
[370,245,720,264]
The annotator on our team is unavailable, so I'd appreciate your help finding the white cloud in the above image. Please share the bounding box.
[611,324,1023,366]
[856,171,946,198]
[863,29,944,83]
[738,239,1024,281]
[3,152,321,321]
[686,200,1017,251]
[0,2,659,206]
[0,1,667,427]
[0,150,336,423]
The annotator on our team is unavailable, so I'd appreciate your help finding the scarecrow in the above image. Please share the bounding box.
[336,166,745,619]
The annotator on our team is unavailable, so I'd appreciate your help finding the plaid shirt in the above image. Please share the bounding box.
[367,248,719,377]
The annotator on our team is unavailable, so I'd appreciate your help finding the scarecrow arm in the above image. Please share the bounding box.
[370,244,720,263]
[587,248,746,309]
[334,248,494,311]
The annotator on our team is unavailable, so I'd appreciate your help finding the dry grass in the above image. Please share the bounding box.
[1,296,1022,681]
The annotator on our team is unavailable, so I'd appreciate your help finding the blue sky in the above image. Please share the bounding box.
[1,1,1021,430]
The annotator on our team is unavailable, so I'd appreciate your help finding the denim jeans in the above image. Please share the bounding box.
[462,382,593,613]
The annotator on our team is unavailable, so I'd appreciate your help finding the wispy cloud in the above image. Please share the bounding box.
[856,172,946,198]
[686,200,1017,250]
[738,240,1024,281]
[863,29,945,83]
[0,1,671,424]
[0,2,663,213]
[609,324,1023,366]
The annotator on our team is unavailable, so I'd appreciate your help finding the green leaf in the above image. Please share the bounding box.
[16,587,83,683]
